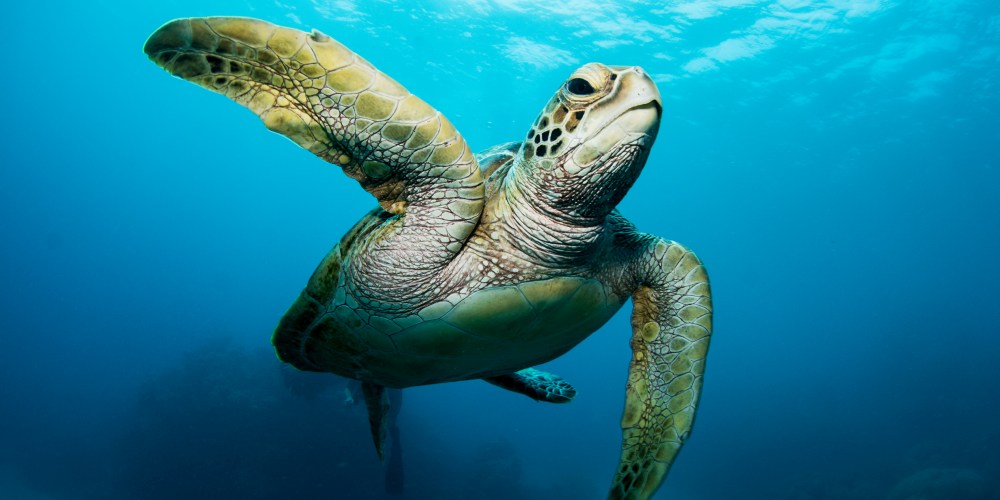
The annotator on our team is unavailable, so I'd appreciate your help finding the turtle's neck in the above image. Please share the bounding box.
[500,166,608,269]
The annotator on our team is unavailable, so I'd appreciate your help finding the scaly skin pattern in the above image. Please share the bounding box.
[146,17,712,500]
[483,367,578,403]
[143,17,484,306]
[606,215,713,500]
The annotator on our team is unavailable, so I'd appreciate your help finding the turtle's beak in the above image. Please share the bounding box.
[650,94,663,120]
[616,65,662,118]
[604,67,661,149]
[613,66,662,127]
[574,65,661,144]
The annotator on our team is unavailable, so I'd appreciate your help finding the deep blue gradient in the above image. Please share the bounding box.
[1,1,998,498]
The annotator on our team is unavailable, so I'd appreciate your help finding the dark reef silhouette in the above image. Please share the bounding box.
[117,339,382,498]
[110,339,543,499]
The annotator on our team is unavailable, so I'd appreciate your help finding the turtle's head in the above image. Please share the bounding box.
[511,63,661,224]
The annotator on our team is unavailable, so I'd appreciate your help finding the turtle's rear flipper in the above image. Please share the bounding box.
[361,382,390,461]
[483,368,576,403]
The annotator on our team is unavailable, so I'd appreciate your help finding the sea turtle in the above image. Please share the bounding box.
[144,17,712,499]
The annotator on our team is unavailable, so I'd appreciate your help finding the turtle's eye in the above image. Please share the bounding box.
[566,78,596,96]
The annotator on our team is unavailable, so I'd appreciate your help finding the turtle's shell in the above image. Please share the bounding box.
[272,147,626,388]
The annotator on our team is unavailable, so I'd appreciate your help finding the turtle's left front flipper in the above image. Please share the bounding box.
[144,18,483,261]
[610,238,712,500]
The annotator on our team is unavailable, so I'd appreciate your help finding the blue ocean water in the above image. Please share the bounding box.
[1,0,998,498]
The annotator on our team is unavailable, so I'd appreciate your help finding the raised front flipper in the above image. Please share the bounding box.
[144,17,484,259]
[611,238,712,500]
[484,367,577,403]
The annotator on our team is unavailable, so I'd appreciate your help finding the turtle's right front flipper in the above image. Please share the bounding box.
[609,237,712,500]
[144,18,483,259]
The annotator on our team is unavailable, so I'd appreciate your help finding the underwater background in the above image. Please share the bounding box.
[1,0,998,498]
